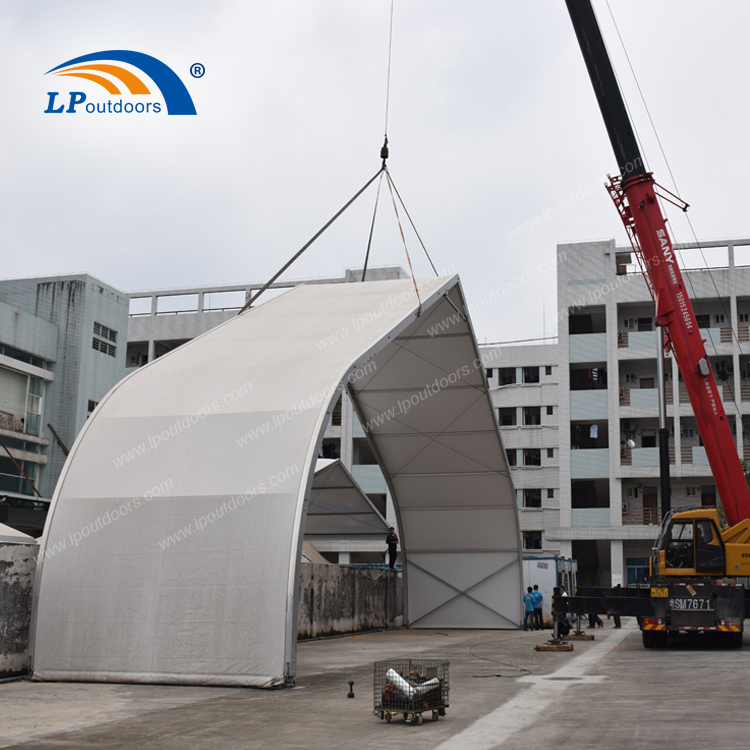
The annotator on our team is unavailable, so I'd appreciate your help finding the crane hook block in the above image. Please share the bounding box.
[380,139,389,161]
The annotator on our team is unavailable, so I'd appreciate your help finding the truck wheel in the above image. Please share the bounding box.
[655,631,668,648]
[642,630,656,648]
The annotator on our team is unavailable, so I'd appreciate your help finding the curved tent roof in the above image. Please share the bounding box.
[31,275,521,687]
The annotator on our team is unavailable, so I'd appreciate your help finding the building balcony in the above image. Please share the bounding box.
[621,447,674,466]
[619,385,672,407]
[622,507,661,526]
[570,390,608,420]
[571,507,611,527]
[571,448,609,479]
[569,333,606,363]
[617,330,657,349]
[681,446,709,465]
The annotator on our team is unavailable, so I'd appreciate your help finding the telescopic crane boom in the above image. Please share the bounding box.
[565,0,750,526]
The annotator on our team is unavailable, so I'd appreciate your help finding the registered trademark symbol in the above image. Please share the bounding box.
[190,63,205,78]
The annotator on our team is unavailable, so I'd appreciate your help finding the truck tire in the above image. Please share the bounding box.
[642,630,656,648]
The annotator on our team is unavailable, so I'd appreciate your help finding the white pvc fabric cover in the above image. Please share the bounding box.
[307,459,390,540]
[0,522,37,545]
[31,276,522,688]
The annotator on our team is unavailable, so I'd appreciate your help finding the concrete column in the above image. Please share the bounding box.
[150,295,158,316]
[610,540,624,586]
[341,393,354,469]
[147,339,155,364]
[198,292,205,313]
[338,552,350,565]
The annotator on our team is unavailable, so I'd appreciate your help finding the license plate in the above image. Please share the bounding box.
[669,597,713,611]
[651,587,668,598]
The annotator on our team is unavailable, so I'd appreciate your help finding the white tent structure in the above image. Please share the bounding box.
[0,522,37,545]
[31,276,522,687]
[306,458,390,541]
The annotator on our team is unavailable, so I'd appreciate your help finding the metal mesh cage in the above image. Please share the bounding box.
[373,658,449,713]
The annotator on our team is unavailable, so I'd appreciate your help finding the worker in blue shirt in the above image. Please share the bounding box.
[532,585,544,630]
[523,587,536,631]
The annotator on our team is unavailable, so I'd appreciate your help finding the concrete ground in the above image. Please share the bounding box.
[3,619,750,749]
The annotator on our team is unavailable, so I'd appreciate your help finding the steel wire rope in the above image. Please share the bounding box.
[604,1,750,451]
[385,169,422,313]
[362,0,394,283]
[362,0,439,286]
[237,167,384,314]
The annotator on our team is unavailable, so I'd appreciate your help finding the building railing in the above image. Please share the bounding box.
[619,385,672,406]
[620,445,680,466]
[622,507,661,526]
[619,326,746,348]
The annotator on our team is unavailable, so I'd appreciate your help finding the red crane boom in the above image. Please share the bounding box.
[566,1,750,526]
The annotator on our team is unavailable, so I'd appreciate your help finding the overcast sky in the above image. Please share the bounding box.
[2,1,750,344]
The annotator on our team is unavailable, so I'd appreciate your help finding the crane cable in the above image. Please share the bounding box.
[361,0,438,300]
[240,0,437,315]
[604,1,750,451]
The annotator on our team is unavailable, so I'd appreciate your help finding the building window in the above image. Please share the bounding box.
[547,448,554,458]
[523,489,542,508]
[93,322,118,343]
[523,531,543,550]
[331,397,342,426]
[498,408,517,426]
[547,489,554,499]
[524,406,541,426]
[546,406,553,415]
[524,449,541,466]
[686,486,697,496]
[93,322,118,357]
[498,368,516,385]
[92,338,117,357]
[0,344,46,369]
[695,314,710,329]
[506,449,517,467]
[523,366,540,384]
[715,314,725,324]
[87,400,99,415]
[486,368,494,379]
[25,376,43,437]
[638,317,652,332]
[740,313,749,323]
[545,366,552,376]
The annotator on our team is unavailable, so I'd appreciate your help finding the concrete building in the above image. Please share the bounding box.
[481,343,561,558]
[0,274,129,534]
[125,266,409,564]
[484,238,750,587]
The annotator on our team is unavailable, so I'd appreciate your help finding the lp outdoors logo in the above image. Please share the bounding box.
[44,50,197,116]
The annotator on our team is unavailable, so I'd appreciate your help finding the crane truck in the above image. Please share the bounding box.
[555,0,750,648]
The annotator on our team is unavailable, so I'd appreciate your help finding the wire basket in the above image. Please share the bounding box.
[373,658,449,715]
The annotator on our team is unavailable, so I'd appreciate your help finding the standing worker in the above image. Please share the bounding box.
[532,584,544,630]
[523,587,536,631]
[386,527,399,569]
